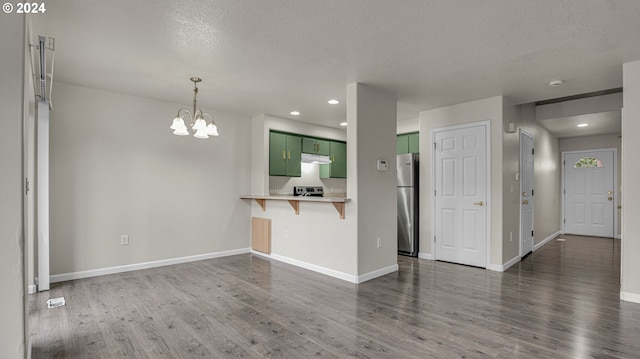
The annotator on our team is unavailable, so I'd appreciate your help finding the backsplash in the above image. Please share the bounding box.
[270,162,346,196]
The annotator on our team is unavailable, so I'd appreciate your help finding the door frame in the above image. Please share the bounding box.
[519,130,534,257]
[430,120,491,268]
[561,148,618,238]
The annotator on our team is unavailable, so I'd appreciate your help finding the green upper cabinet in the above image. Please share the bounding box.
[397,134,409,154]
[269,132,302,177]
[320,141,347,178]
[302,137,330,156]
[408,132,420,153]
[397,132,419,154]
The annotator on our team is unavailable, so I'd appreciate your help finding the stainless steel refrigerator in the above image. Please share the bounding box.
[397,153,419,256]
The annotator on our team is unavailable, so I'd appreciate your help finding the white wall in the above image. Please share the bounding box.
[48,82,251,275]
[517,104,562,248]
[347,83,398,275]
[270,163,346,197]
[621,60,640,302]
[0,14,27,359]
[419,96,504,267]
[560,134,622,237]
[397,117,419,134]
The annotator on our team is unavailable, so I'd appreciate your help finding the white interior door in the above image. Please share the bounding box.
[520,131,534,257]
[433,123,488,267]
[564,150,615,237]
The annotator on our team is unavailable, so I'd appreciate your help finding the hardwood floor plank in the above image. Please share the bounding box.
[30,235,640,358]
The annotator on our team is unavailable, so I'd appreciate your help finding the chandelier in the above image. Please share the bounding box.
[170,77,219,139]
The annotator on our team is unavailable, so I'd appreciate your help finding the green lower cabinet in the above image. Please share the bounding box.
[397,132,419,154]
[269,132,301,177]
[320,141,347,178]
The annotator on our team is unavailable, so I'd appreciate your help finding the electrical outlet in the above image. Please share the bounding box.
[377,237,382,248]
[120,235,129,245]
[509,232,513,242]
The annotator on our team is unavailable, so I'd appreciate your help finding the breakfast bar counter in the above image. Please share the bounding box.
[240,195,351,219]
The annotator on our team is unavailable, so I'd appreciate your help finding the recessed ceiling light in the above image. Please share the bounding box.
[549,79,564,87]
[328,99,340,105]
[339,122,347,126]
[290,111,300,116]
[577,123,588,127]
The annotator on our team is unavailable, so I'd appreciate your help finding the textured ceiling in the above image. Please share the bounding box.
[30,0,640,129]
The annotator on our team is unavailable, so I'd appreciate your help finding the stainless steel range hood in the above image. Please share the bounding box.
[301,153,332,164]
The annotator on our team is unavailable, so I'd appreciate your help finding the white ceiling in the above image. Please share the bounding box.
[31,0,640,130]
[539,110,621,139]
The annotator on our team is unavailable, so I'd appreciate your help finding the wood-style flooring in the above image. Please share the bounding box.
[30,235,640,358]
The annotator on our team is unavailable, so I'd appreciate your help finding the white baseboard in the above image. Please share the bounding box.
[28,284,37,294]
[357,264,399,283]
[418,252,433,260]
[259,251,358,283]
[50,248,251,283]
[621,291,640,304]
[487,255,520,272]
[502,255,520,271]
[534,230,562,251]
[252,251,398,284]
[27,337,32,359]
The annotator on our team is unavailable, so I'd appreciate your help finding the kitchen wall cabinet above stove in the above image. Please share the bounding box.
[269,132,302,177]
[302,137,330,156]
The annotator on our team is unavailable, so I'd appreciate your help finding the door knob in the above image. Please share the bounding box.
[522,200,529,205]
[473,201,484,206]
[608,196,613,201]
[608,191,613,195]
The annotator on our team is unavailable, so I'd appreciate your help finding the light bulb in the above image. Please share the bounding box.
[194,127,209,139]
[206,122,219,136]
[170,116,185,130]
[193,117,207,130]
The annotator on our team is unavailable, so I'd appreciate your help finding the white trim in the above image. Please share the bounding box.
[37,101,50,291]
[561,148,618,238]
[266,252,358,282]
[487,255,520,272]
[620,291,640,304]
[418,252,433,260]
[28,284,36,294]
[534,230,562,251]
[357,264,399,283]
[430,120,491,268]
[616,234,622,239]
[50,248,251,283]
[253,251,397,283]
[27,337,32,359]
[519,130,535,257]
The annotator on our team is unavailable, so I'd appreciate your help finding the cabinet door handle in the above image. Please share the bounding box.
[282,150,286,160]
[288,150,291,160]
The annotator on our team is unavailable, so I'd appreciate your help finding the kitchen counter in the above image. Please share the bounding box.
[240,195,351,219]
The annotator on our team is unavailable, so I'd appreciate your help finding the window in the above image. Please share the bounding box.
[574,157,603,168]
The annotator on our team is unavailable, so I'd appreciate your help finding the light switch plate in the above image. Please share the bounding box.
[376,159,388,171]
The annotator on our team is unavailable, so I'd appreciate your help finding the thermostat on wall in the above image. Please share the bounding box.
[377,159,389,171]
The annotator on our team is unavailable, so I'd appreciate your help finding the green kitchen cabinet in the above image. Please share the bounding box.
[302,137,330,155]
[408,132,420,153]
[319,141,347,178]
[269,132,302,177]
[397,134,409,154]
[397,132,419,154]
